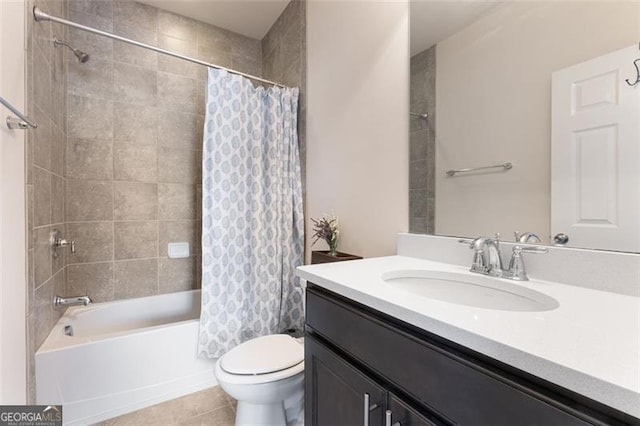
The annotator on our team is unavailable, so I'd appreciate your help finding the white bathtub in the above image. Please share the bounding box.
[35,290,217,425]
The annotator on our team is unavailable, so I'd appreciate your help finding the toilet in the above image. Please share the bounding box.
[214,334,305,426]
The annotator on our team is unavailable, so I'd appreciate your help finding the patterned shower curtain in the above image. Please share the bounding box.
[198,68,305,358]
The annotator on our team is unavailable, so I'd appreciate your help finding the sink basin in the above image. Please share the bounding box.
[381,270,559,312]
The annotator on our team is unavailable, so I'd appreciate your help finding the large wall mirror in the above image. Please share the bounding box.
[409,1,640,253]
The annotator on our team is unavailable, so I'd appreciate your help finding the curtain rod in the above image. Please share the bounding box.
[33,7,287,89]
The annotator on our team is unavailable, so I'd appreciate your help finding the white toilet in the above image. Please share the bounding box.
[214,334,304,426]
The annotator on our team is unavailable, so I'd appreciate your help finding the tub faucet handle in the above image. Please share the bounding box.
[51,229,75,258]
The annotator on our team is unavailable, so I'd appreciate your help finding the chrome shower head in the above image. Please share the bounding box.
[53,37,90,63]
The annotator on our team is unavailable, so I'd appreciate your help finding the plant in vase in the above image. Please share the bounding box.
[311,214,339,256]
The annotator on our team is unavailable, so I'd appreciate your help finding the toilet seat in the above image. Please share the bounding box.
[215,334,304,385]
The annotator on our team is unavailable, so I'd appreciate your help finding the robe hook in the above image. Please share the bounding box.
[625,58,640,87]
[625,42,640,87]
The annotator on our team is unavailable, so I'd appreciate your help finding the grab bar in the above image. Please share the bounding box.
[0,96,38,130]
[446,162,513,177]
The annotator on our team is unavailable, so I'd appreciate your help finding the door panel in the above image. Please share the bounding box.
[551,45,640,251]
[305,335,386,426]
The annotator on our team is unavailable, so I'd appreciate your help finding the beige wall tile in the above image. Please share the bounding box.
[114,221,158,260]
[114,259,158,299]
[51,124,65,177]
[68,57,114,101]
[113,103,158,146]
[32,43,52,118]
[113,21,158,69]
[68,0,114,20]
[114,182,157,220]
[157,109,203,151]
[157,72,201,114]
[158,183,196,220]
[196,44,232,70]
[66,179,113,221]
[158,257,197,294]
[66,222,114,263]
[68,10,114,60]
[66,138,114,180]
[34,227,52,287]
[31,277,53,351]
[32,106,51,171]
[113,62,158,107]
[67,262,114,303]
[158,9,197,42]
[157,34,203,80]
[68,95,114,139]
[113,1,157,31]
[51,174,65,224]
[113,144,158,182]
[51,225,66,275]
[159,220,199,256]
[33,166,51,227]
[158,147,201,184]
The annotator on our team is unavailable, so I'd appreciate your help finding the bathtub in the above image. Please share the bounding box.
[35,290,217,425]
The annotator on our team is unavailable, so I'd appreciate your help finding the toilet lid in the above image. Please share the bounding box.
[220,334,304,375]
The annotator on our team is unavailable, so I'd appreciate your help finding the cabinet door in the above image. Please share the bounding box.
[387,394,438,426]
[306,335,386,426]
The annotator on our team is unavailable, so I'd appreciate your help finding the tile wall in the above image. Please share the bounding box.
[64,0,262,302]
[409,46,436,234]
[26,0,69,402]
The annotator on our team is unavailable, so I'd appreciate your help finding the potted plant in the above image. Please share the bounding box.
[310,214,362,264]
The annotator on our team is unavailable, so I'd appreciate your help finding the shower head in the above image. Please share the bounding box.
[53,37,90,63]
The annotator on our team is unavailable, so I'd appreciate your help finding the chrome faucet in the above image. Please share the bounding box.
[460,235,548,281]
[53,295,92,310]
[460,235,504,277]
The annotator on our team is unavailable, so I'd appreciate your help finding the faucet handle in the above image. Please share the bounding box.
[507,245,548,281]
[517,245,548,254]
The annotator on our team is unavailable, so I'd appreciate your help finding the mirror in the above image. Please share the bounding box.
[409,1,640,252]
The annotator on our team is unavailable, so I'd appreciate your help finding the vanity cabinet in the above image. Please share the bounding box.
[305,284,634,426]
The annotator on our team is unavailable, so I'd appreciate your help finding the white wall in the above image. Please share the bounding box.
[306,0,409,260]
[0,0,27,404]
[435,1,639,242]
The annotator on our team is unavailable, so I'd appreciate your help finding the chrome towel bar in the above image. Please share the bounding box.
[0,96,38,130]
[446,162,513,177]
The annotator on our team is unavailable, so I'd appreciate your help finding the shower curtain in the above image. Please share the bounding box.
[198,68,304,358]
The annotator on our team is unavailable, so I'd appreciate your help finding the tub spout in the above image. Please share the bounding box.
[54,295,92,310]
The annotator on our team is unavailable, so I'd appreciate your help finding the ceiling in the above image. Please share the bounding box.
[410,1,501,56]
[138,0,500,52]
[138,0,291,40]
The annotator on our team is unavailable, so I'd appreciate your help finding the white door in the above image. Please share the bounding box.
[551,45,640,252]
[0,0,27,404]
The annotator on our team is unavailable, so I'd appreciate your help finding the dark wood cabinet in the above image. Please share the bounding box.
[305,284,638,426]
[306,336,386,426]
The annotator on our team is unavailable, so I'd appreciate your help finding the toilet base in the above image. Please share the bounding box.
[236,401,286,426]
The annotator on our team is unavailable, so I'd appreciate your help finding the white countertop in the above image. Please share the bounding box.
[297,255,640,419]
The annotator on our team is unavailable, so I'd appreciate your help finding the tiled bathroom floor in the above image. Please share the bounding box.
[96,386,236,426]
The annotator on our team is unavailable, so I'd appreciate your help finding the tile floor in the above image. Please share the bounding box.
[96,386,236,426]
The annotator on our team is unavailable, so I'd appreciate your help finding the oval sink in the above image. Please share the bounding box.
[381,270,559,312]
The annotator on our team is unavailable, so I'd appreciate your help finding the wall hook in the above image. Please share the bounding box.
[624,58,640,86]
